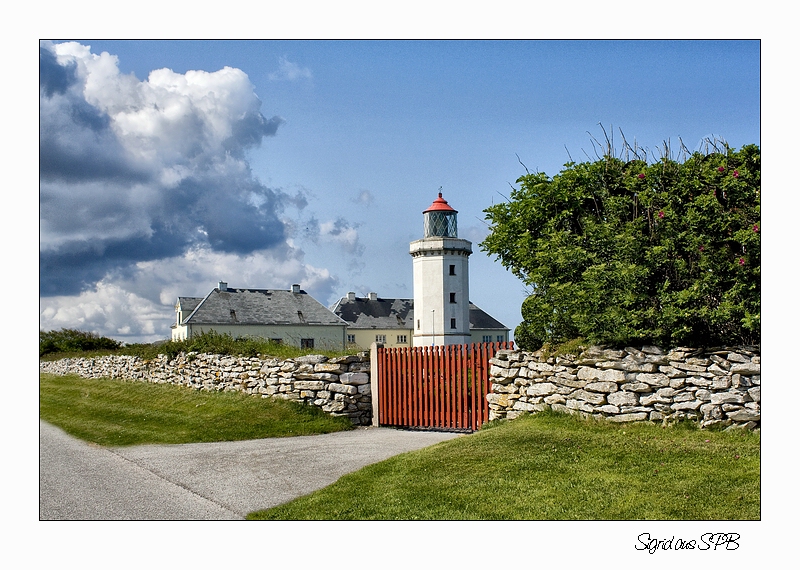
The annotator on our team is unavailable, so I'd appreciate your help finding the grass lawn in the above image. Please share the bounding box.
[39,373,353,446]
[248,410,760,520]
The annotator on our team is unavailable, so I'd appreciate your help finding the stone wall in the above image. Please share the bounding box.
[487,346,760,430]
[39,352,373,425]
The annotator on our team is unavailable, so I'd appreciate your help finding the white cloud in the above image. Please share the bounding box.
[268,56,312,81]
[40,244,339,343]
[40,40,289,297]
[38,41,344,342]
[319,219,363,255]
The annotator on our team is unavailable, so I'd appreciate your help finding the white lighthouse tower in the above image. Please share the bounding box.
[410,192,472,346]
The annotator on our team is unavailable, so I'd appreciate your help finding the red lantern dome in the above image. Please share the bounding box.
[423,192,457,214]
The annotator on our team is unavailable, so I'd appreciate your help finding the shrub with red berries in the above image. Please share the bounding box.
[482,137,760,349]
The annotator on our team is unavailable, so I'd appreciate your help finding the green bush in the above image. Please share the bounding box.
[40,328,122,356]
[482,138,760,349]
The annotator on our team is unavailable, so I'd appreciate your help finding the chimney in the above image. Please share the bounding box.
[368,292,378,301]
[347,292,356,301]
[291,284,301,294]
[218,281,227,291]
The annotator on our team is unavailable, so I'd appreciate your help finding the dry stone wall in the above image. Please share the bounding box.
[487,345,760,429]
[39,352,373,425]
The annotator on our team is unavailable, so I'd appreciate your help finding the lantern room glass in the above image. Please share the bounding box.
[424,210,458,238]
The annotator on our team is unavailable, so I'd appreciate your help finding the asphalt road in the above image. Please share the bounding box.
[39,419,461,520]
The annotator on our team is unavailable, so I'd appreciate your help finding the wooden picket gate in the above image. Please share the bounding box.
[374,342,513,432]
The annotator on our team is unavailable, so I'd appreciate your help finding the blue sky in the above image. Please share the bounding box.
[39,39,761,343]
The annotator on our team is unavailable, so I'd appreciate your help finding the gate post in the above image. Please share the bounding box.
[370,342,382,426]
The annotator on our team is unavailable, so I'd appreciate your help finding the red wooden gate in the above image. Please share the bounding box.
[375,342,513,431]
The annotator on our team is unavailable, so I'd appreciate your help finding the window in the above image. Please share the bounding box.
[497,335,504,342]
[482,335,492,343]
[449,292,456,303]
[449,264,456,275]
[301,338,314,349]
[347,334,356,344]
[376,334,386,344]
[417,319,420,330]
[450,318,457,329]
[270,338,283,345]
[397,335,407,344]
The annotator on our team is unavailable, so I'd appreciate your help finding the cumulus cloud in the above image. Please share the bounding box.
[268,56,312,81]
[40,41,292,297]
[38,41,349,342]
[39,244,339,343]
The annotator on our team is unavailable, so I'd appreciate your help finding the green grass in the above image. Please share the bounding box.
[40,373,353,446]
[248,410,760,520]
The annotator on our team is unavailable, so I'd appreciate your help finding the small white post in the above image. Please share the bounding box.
[370,342,382,426]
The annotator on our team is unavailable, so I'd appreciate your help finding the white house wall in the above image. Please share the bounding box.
[180,324,346,350]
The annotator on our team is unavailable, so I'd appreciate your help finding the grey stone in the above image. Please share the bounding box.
[672,400,702,411]
[322,401,346,413]
[339,372,370,385]
[659,365,686,378]
[707,363,728,376]
[543,394,567,405]
[566,399,596,413]
[607,412,649,423]
[607,391,639,406]
[635,373,670,387]
[711,392,745,405]
[640,393,671,406]
[569,389,605,405]
[293,380,326,391]
[730,362,760,376]
[694,389,712,401]
[527,383,559,397]
[711,377,732,389]
[620,382,654,393]
[527,362,556,373]
[578,367,626,382]
[727,409,760,422]
[513,401,539,412]
[686,376,712,387]
[726,352,749,363]
[327,383,358,395]
[584,381,619,393]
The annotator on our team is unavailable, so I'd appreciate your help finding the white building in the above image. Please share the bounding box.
[172,282,347,350]
[410,192,474,346]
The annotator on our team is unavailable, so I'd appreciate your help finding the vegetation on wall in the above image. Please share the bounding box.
[39,328,122,357]
[39,329,358,361]
[482,134,760,350]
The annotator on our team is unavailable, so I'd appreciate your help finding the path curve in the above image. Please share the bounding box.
[39,420,461,520]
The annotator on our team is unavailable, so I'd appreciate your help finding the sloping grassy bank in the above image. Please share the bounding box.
[249,410,759,520]
[40,373,353,446]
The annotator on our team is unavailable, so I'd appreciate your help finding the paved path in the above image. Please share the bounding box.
[39,420,461,520]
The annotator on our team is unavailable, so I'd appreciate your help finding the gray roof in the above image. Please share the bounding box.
[331,296,508,331]
[182,287,345,326]
[467,302,508,331]
[176,297,203,313]
[330,297,414,329]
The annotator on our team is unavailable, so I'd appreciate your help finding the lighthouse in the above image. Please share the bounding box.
[410,192,472,346]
